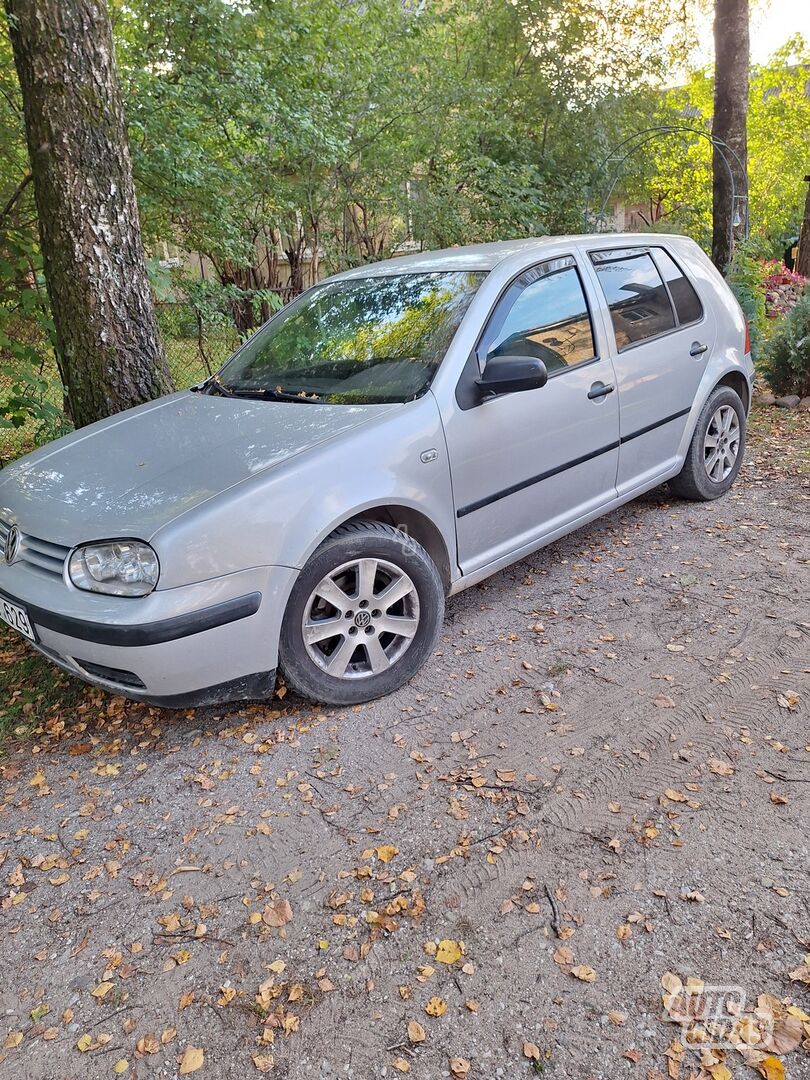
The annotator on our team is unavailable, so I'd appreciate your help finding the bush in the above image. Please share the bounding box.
[761,288,810,398]
[726,249,767,364]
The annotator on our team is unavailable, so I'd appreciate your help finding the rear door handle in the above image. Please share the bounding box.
[690,341,709,357]
[588,382,615,400]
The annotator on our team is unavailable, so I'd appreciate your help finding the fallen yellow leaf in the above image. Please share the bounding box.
[112,1061,129,1075]
[435,939,464,965]
[376,845,398,864]
[407,1020,426,1043]
[758,1057,785,1080]
[262,900,293,927]
[179,1046,205,1075]
[4,1032,23,1049]
[708,758,734,777]
[137,1033,160,1055]
[449,1058,470,1079]
[425,996,448,1017]
[570,964,597,983]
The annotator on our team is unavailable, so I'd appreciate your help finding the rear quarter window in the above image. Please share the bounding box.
[652,248,704,325]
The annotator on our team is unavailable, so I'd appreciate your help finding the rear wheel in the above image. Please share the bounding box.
[279,521,444,705]
[669,386,746,501]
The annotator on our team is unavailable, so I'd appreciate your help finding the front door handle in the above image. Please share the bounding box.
[588,382,615,400]
[690,341,709,357]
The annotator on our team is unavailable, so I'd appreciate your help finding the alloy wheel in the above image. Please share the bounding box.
[302,558,420,679]
[703,404,740,483]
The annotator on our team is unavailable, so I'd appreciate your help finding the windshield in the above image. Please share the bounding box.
[214,271,486,405]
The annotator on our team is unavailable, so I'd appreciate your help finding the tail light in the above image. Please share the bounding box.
[744,321,751,355]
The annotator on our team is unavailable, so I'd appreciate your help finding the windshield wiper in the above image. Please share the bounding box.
[198,375,237,397]
[230,387,323,403]
[199,377,320,403]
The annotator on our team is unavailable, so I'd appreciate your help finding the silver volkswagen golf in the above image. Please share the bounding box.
[0,235,753,707]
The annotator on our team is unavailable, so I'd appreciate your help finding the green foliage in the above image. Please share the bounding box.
[179,277,284,335]
[0,233,68,457]
[726,242,769,365]
[2,0,807,459]
[621,37,810,248]
[111,0,682,269]
[762,289,810,398]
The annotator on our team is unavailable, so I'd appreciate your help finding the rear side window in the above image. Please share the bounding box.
[590,248,675,350]
[652,248,703,325]
[482,256,596,375]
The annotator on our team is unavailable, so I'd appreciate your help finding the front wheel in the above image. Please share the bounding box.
[279,520,445,705]
[669,386,746,501]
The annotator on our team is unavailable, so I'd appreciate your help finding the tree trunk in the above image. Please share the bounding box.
[796,176,810,278]
[218,258,258,334]
[5,0,174,428]
[711,0,749,272]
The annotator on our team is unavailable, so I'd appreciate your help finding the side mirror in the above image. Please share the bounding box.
[475,355,548,397]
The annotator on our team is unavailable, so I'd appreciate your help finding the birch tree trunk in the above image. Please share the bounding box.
[711,0,749,271]
[5,0,174,428]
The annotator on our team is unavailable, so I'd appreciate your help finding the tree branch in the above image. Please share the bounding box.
[0,172,33,226]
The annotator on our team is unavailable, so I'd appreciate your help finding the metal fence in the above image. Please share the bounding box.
[155,302,242,386]
[0,301,268,463]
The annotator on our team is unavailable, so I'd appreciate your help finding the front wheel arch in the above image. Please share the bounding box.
[329,505,452,593]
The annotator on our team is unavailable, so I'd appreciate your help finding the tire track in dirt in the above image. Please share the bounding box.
[442,629,809,917]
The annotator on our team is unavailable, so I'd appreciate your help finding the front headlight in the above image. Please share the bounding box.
[68,541,159,597]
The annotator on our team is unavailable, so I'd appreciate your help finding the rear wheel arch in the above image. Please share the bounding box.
[714,370,749,413]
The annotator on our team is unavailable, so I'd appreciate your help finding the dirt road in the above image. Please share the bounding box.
[1,404,809,1080]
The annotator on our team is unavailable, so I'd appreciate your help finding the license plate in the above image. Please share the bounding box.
[0,595,37,642]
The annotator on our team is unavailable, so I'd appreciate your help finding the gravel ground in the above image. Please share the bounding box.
[1,403,809,1080]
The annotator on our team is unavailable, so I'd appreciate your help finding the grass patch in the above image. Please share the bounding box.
[0,629,85,749]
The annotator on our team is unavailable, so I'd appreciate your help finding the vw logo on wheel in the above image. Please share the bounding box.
[354,610,372,628]
[4,524,20,565]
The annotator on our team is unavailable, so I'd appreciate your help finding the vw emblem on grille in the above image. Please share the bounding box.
[4,524,20,565]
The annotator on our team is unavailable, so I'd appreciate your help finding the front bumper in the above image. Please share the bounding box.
[0,563,298,706]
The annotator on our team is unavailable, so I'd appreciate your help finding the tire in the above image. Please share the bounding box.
[668,386,746,501]
[279,520,444,705]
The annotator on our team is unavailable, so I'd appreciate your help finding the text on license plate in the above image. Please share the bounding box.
[0,597,36,642]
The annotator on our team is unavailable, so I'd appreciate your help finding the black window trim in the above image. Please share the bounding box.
[648,246,705,330]
[455,253,601,410]
[586,244,706,355]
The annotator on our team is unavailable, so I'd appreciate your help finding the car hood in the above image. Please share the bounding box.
[0,391,397,545]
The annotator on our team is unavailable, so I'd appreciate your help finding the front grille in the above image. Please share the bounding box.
[0,516,70,579]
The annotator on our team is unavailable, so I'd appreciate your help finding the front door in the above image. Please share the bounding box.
[582,243,716,495]
[442,254,620,575]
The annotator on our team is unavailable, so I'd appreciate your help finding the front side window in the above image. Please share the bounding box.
[590,248,675,350]
[482,256,596,375]
[216,271,485,405]
[652,248,704,325]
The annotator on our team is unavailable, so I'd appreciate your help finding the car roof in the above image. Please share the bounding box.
[332,233,696,278]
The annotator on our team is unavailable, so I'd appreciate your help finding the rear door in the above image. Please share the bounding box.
[580,243,716,495]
